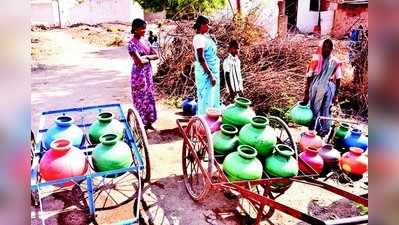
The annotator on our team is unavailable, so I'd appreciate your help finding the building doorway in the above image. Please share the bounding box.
[285,0,298,30]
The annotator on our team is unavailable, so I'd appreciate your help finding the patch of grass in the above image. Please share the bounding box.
[355,203,368,215]
[262,96,296,122]
[107,35,124,47]
[161,96,184,109]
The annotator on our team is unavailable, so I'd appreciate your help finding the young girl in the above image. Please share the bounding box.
[128,18,159,130]
[223,40,243,102]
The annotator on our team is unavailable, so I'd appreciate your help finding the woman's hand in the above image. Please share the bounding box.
[206,70,216,86]
[210,75,217,86]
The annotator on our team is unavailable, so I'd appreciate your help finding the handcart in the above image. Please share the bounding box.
[176,115,368,225]
[31,103,151,225]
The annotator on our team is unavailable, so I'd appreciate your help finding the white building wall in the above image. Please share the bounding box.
[30,0,144,27]
[297,0,335,35]
[31,1,60,27]
[64,0,143,26]
[213,0,279,38]
[296,0,319,33]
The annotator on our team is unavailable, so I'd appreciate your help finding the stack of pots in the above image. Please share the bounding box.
[219,97,298,184]
[299,144,341,175]
[333,124,368,153]
[298,141,368,178]
[89,112,132,175]
[218,97,277,158]
[39,111,134,184]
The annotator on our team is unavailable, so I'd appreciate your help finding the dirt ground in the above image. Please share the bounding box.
[31,26,367,225]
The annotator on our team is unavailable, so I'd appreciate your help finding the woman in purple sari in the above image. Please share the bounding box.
[128,19,158,130]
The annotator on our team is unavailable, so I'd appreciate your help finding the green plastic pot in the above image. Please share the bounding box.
[213,124,239,155]
[92,133,133,172]
[265,144,298,178]
[222,97,255,128]
[289,101,313,126]
[239,116,277,157]
[223,145,263,181]
[89,112,125,144]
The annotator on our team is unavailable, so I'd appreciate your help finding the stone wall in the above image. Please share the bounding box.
[331,3,368,38]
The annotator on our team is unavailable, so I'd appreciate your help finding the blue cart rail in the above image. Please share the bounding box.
[31,103,150,225]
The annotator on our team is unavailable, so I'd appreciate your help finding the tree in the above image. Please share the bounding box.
[136,0,225,17]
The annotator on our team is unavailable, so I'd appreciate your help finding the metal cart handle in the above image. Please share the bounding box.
[325,215,368,225]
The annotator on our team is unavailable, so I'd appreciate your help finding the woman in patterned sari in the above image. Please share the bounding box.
[303,39,342,137]
[128,18,158,130]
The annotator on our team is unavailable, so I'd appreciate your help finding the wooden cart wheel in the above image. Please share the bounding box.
[127,107,151,183]
[239,185,275,221]
[182,116,213,201]
[73,171,142,211]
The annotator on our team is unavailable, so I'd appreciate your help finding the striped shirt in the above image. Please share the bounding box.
[223,54,243,93]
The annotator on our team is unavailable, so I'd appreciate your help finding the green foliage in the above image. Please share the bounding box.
[136,0,225,16]
[171,0,225,14]
[163,96,183,109]
[136,0,168,12]
[356,204,368,216]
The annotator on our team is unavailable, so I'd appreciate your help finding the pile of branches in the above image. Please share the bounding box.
[340,29,368,117]
[155,16,315,113]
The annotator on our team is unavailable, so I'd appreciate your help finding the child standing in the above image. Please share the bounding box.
[223,40,244,102]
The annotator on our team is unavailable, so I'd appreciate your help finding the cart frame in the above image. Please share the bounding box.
[176,116,368,225]
[31,103,150,225]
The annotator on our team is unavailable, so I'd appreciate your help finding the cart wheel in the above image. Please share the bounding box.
[31,190,39,207]
[182,116,213,201]
[267,116,296,193]
[127,107,151,183]
[239,185,275,221]
[31,130,35,164]
[31,131,40,207]
[73,171,142,211]
[268,116,297,159]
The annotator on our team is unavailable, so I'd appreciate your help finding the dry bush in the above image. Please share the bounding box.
[155,14,367,118]
[340,73,368,118]
[155,15,314,114]
[340,30,368,118]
